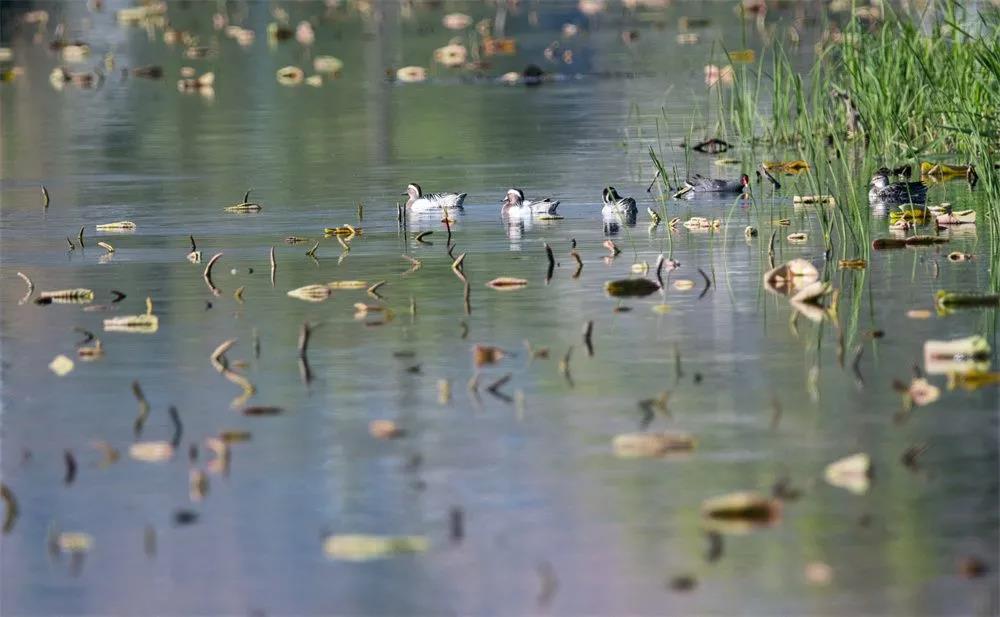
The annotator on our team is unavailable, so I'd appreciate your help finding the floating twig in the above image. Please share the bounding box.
[1,484,18,534]
[449,507,464,543]
[42,185,50,208]
[168,406,183,448]
[544,242,555,283]
[97,241,115,254]
[367,280,386,299]
[78,226,85,248]
[402,254,422,275]
[66,237,75,251]
[269,246,276,287]
[583,320,594,357]
[697,268,712,300]
[64,450,77,485]
[233,286,245,303]
[298,322,311,360]
[415,231,433,244]
[132,380,150,437]
[306,242,319,258]
[203,252,222,295]
[559,346,574,388]
[486,373,513,402]
[570,250,583,278]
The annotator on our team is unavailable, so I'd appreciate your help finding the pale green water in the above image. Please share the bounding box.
[1,1,998,615]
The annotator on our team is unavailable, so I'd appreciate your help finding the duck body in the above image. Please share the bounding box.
[868,173,927,205]
[404,183,466,213]
[601,186,637,224]
[676,174,750,198]
[501,188,559,217]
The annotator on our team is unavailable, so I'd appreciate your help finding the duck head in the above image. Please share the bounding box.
[502,188,524,207]
[869,173,890,189]
[740,174,750,187]
[605,186,622,203]
[403,183,422,199]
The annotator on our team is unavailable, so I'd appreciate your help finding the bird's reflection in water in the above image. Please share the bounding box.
[603,213,636,236]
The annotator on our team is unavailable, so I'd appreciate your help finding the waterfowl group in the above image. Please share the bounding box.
[402,166,931,224]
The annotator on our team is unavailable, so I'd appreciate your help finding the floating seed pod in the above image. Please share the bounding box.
[947,252,973,262]
[57,532,94,553]
[96,221,136,232]
[673,279,695,291]
[935,290,1000,311]
[486,277,528,290]
[604,278,659,297]
[537,214,564,220]
[322,534,428,561]
[224,189,262,213]
[129,441,174,462]
[396,66,427,83]
[683,216,720,230]
[241,406,284,416]
[97,241,115,253]
[701,491,781,522]
[612,432,695,458]
[824,453,871,494]
[907,378,940,406]
[786,232,808,243]
[434,44,467,68]
[287,285,331,302]
[103,314,158,333]
[38,289,94,304]
[369,420,404,439]
[838,259,867,269]
[442,12,472,29]
[313,56,344,74]
[327,280,367,289]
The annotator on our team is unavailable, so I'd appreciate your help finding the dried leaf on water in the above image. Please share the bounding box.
[838,259,867,270]
[241,406,284,417]
[328,280,368,289]
[787,232,808,243]
[486,277,528,290]
[612,432,695,458]
[908,377,940,406]
[923,335,991,375]
[763,160,810,174]
[473,345,505,367]
[604,278,659,297]
[793,194,835,205]
[824,453,872,495]
[936,209,976,225]
[322,534,428,561]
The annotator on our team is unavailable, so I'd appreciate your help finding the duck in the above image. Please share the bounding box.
[868,171,927,205]
[674,173,750,198]
[403,183,467,213]
[601,186,637,219]
[500,188,560,217]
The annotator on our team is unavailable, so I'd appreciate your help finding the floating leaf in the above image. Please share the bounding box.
[49,355,74,376]
[936,209,976,225]
[96,221,136,232]
[129,441,174,462]
[605,278,659,297]
[473,345,505,367]
[612,432,695,458]
[920,161,971,178]
[322,534,428,561]
[824,453,871,495]
[486,277,528,290]
[763,160,810,174]
[908,378,940,406]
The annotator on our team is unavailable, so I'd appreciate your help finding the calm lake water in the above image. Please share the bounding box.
[1,1,998,615]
